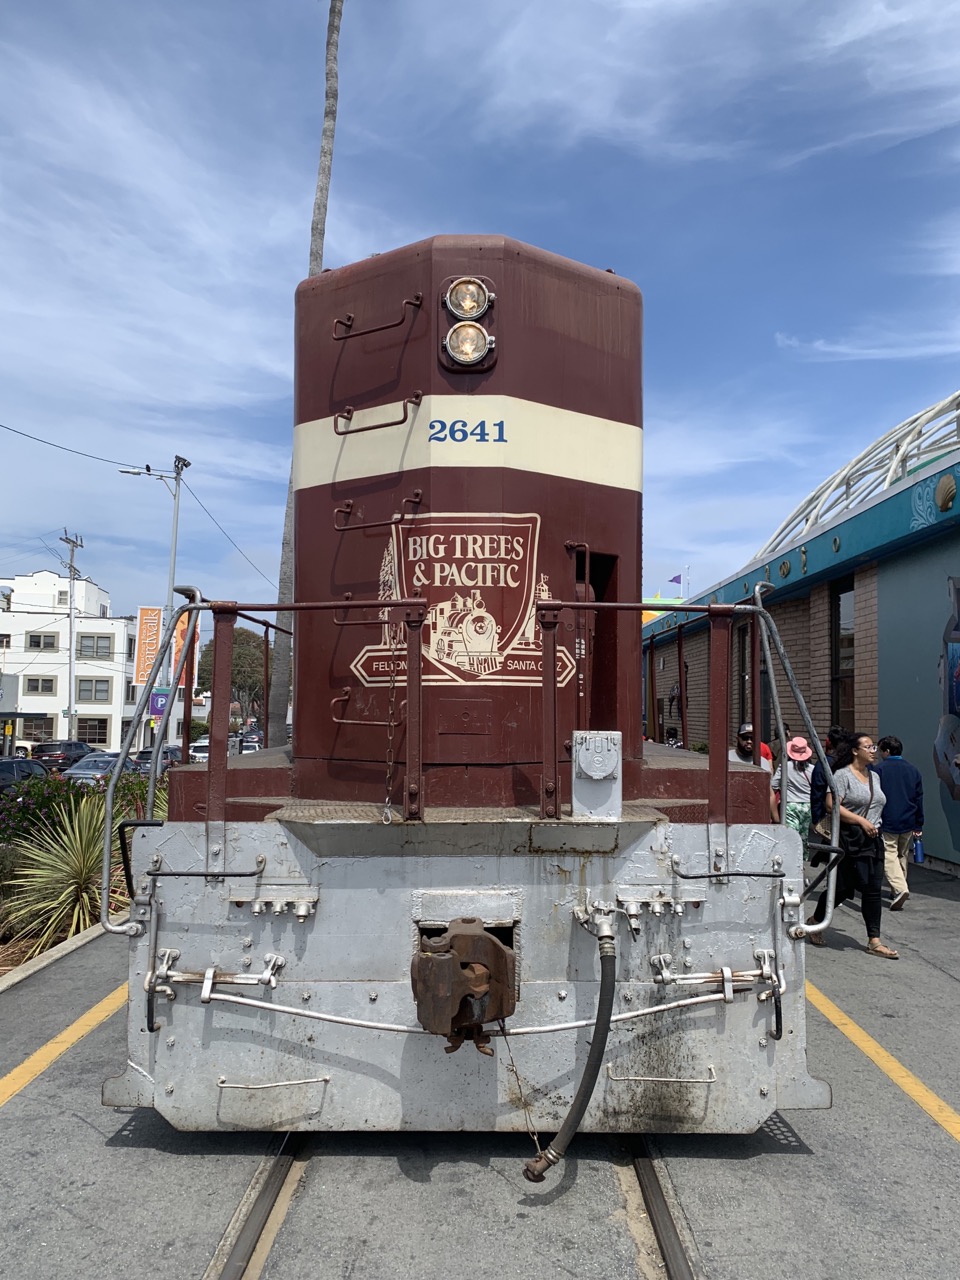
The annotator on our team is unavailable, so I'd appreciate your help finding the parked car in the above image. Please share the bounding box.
[133,745,182,775]
[31,740,95,770]
[14,740,33,759]
[0,758,49,794]
[61,753,138,786]
[189,737,209,763]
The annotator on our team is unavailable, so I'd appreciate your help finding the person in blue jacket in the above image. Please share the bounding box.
[876,735,924,911]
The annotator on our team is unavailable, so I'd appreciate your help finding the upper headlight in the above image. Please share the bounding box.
[445,277,492,320]
[444,321,494,365]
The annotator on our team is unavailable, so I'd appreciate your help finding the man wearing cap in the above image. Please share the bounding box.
[729,724,778,820]
[773,736,814,837]
[729,723,773,768]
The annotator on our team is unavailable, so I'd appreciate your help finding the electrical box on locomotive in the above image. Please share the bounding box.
[103,235,830,1178]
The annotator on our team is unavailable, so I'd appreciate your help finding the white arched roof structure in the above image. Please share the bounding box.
[756,389,960,559]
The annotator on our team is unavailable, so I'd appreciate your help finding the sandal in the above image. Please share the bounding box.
[805,918,825,946]
[866,940,899,959]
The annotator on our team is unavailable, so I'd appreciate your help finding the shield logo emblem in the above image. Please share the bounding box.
[392,513,540,683]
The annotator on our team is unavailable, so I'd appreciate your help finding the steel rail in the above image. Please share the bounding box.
[632,1137,697,1280]
[213,1132,308,1280]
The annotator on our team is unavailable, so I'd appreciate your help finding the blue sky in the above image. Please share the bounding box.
[2,0,960,621]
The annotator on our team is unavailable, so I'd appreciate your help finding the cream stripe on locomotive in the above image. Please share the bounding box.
[293,394,643,493]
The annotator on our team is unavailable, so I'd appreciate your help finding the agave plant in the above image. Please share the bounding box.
[0,791,128,959]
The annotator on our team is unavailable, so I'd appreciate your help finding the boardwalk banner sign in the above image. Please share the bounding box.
[172,613,199,688]
[134,607,163,684]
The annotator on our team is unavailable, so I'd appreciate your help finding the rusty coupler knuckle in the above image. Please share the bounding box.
[411,916,516,1055]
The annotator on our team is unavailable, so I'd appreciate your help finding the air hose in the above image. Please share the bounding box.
[522,932,617,1182]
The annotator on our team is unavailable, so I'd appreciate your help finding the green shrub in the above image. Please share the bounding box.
[0,771,84,848]
[1,792,128,959]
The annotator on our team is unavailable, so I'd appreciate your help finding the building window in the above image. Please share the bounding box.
[22,716,53,742]
[121,718,132,742]
[77,678,111,702]
[58,590,69,606]
[125,681,136,703]
[127,636,135,659]
[100,604,108,618]
[25,677,56,695]
[176,719,184,737]
[77,717,108,744]
[0,634,10,649]
[77,634,112,659]
[27,633,57,651]
[177,686,185,702]
[831,577,855,730]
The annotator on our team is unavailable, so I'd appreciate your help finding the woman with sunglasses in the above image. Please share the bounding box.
[806,732,898,958]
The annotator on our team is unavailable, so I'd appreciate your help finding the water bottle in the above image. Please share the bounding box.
[913,834,925,864]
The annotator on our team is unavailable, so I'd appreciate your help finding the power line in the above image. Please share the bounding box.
[2,417,278,594]
[0,420,140,468]
[181,480,277,591]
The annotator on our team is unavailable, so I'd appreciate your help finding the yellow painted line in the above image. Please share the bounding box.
[807,981,960,1143]
[0,982,128,1109]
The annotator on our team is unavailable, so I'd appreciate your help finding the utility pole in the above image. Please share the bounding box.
[60,530,83,741]
[119,455,191,744]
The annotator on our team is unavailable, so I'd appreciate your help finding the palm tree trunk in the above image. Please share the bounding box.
[268,0,344,751]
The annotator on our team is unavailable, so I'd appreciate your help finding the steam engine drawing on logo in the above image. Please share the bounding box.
[103,235,831,1174]
[353,513,575,687]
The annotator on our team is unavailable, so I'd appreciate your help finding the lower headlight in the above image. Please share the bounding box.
[444,321,494,365]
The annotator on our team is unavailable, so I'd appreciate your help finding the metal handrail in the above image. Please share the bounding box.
[103,590,824,937]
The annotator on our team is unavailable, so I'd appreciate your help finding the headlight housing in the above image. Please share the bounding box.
[445,277,492,320]
[443,321,494,365]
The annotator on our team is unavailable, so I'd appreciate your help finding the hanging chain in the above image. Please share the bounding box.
[382,612,400,824]
[498,1019,543,1156]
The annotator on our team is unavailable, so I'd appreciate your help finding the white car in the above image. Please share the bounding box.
[189,737,209,763]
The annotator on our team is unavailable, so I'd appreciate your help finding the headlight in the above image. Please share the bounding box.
[445,277,492,320]
[444,321,494,365]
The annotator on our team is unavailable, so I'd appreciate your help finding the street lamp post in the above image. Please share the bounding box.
[120,455,191,742]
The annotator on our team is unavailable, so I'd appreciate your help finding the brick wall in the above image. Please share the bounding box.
[853,563,878,736]
[644,564,881,759]
[766,597,811,738]
[806,583,832,735]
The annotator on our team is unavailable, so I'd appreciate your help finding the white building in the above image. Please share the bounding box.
[0,569,185,751]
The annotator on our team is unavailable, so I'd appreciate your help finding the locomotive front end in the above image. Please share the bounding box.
[105,236,830,1159]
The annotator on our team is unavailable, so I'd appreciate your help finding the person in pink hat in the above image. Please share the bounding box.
[773,735,814,836]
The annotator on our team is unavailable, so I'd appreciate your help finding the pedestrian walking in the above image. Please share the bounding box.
[773,736,813,836]
[876,735,924,911]
[809,725,846,834]
[806,731,898,959]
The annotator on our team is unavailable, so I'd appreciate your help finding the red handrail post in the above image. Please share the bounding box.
[180,613,197,767]
[403,606,425,820]
[208,607,237,828]
[677,622,689,749]
[750,614,761,765]
[262,624,271,749]
[539,608,561,819]
[707,612,733,825]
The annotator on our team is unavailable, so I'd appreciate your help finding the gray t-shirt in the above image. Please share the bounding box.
[773,760,813,805]
[834,766,885,827]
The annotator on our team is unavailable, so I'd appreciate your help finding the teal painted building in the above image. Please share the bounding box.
[644,395,960,871]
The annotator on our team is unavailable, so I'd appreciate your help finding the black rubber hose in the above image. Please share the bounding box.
[523,937,617,1182]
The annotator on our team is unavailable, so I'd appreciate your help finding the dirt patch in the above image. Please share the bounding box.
[0,937,34,977]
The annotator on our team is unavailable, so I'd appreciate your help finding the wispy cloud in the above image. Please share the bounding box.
[640,397,833,595]
[363,0,960,165]
[775,324,960,362]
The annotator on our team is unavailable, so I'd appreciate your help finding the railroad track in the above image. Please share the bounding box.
[204,1133,698,1280]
